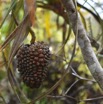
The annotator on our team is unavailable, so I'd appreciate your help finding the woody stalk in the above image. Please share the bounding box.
[61,0,103,90]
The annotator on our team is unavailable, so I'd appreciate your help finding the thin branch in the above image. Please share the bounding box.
[2,52,21,103]
[47,95,77,102]
[70,66,96,82]
[79,96,103,102]
[12,12,19,26]
[47,94,103,103]
[77,2,101,23]
[64,79,80,95]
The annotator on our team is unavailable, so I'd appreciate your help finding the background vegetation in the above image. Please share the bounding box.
[0,0,103,104]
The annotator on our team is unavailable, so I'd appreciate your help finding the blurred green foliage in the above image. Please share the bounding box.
[0,0,103,104]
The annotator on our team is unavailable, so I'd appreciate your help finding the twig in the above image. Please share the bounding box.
[79,96,103,102]
[29,28,36,43]
[64,79,80,95]
[12,12,19,26]
[47,95,77,102]
[47,94,103,103]
[70,66,96,82]
[2,52,21,103]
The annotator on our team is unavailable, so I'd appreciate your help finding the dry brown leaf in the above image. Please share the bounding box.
[24,0,36,26]
[8,15,30,65]
[0,16,29,52]
[0,0,37,65]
